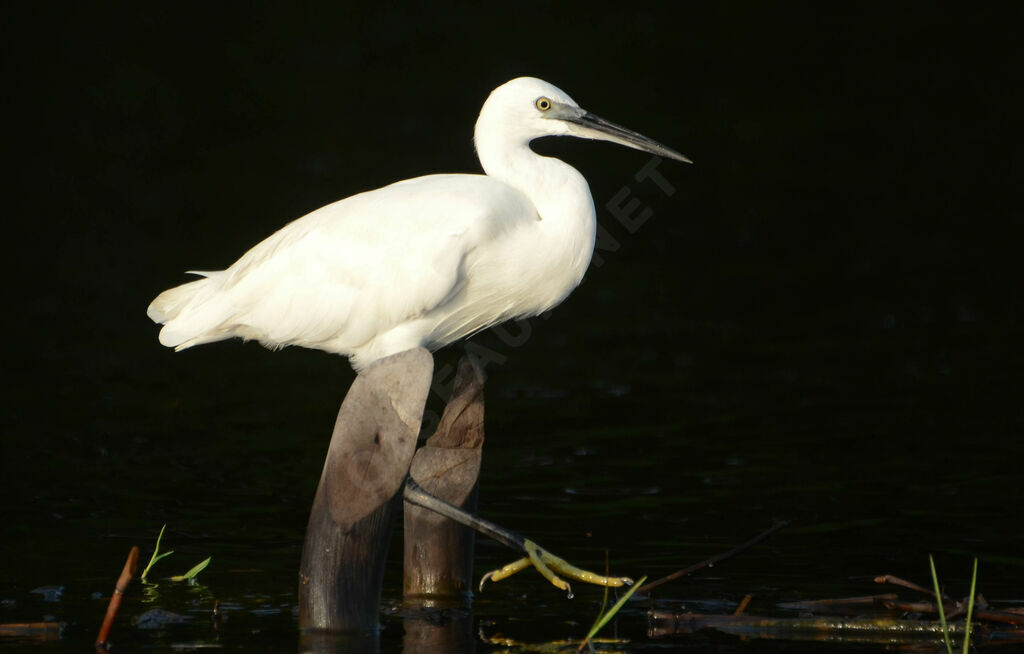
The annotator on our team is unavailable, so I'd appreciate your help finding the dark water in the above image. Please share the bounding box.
[3,4,1022,652]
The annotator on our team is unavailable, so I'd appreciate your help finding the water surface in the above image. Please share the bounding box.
[3,4,1021,652]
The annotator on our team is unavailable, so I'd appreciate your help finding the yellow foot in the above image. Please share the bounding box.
[479,539,633,598]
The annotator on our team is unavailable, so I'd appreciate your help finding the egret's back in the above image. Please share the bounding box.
[147,173,551,368]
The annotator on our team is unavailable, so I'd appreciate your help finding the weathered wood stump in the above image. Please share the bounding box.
[298,348,433,633]
[403,357,485,603]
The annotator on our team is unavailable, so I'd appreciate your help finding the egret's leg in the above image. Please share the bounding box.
[404,479,632,595]
[480,539,633,596]
[479,556,533,587]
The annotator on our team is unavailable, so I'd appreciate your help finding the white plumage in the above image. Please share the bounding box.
[148,77,689,370]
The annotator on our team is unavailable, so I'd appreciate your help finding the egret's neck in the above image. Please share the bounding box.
[474,127,597,296]
[475,127,596,235]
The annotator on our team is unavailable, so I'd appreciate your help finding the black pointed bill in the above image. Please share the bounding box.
[550,103,692,164]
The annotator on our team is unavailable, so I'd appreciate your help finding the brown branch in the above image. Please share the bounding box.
[783,593,1023,626]
[975,609,1024,625]
[873,574,941,599]
[95,545,139,649]
[878,598,940,613]
[779,594,899,610]
[0,622,61,639]
[635,521,787,595]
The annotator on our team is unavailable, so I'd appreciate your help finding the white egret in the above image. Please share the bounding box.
[148,77,690,370]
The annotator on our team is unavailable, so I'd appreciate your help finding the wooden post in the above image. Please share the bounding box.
[403,357,485,603]
[299,348,433,633]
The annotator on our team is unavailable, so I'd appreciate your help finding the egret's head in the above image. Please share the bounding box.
[475,77,691,164]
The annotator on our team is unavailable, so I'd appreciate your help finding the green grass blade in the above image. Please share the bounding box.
[962,557,978,654]
[930,554,953,654]
[140,524,175,583]
[578,575,647,652]
[169,556,212,584]
[583,586,610,652]
[583,551,612,648]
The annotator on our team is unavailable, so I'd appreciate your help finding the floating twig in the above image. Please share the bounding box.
[635,521,788,594]
[0,622,61,639]
[734,594,753,616]
[779,594,898,611]
[874,573,941,599]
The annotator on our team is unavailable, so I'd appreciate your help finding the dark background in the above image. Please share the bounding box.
[2,3,1022,650]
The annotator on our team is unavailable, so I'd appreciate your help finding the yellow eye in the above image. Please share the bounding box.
[535,96,552,111]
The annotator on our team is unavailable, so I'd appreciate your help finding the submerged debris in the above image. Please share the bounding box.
[648,571,1023,647]
[134,608,191,629]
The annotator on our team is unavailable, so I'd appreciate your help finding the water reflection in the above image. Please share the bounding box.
[301,629,381,654]
[298,611,477,654]
[401,607,475,654]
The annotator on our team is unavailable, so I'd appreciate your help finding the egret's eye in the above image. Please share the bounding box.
[535,96,552,112]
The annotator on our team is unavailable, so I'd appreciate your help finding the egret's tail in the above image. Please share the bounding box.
[147,273,233,350]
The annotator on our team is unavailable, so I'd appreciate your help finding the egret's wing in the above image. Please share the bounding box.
[195,174,535,352]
